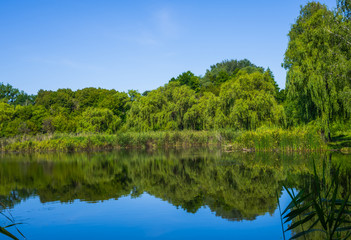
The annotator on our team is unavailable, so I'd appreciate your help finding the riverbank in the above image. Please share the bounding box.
[1,127,346,153]
[0,131,224,152]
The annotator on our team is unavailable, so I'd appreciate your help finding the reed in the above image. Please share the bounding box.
[279,161,351,239]
[0,203,24,240]
[229,127,327,151]
[0,130,227,152]
[0,127,333,153]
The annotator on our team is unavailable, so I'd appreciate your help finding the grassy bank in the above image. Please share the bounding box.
[0,131,226,152]
[225,127,328,152]
[0,127,339,153]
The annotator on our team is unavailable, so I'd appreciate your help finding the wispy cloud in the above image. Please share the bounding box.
[100,7,181,47]
[154,8,180,38]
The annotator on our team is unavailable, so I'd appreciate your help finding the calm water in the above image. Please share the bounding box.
[0,149,350,239]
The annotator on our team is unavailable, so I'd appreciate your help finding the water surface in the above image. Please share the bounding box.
[0,149,350,239]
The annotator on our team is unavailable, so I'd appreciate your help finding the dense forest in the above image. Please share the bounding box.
[0,1,350,144]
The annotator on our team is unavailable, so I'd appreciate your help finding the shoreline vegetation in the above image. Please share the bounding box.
[1,2,351,154]
[1,128,350,153]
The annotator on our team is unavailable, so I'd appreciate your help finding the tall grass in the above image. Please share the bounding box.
[0,130,228,152]
[228,127,327,151]
[0,127,329,153]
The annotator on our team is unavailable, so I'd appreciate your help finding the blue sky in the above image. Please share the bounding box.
[0,0,337,95]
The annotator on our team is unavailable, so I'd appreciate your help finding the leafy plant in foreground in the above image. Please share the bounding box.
[280,161,351,239]
[0,203,25,240]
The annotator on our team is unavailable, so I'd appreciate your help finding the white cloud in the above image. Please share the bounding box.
[154,8,179,38]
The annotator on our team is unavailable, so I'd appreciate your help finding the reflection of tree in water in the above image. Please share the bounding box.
[0,150,348,222]
[130,156,282,221]
[281,153,351,240]
[0,189,34,210]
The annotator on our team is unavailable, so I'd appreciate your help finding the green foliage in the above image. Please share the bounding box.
[184,92,219,130]
[228,126,326,151]
[127,68,283,132]
[127,89,141,102]
[36,88,76,112]
[0,127,334,153]
[337,0,351,19]
[280,160,351,239]
[0,85,132,137]
[170,71,200,92]
[200,59,263,95]
[218,70,284,130]
[0,83,35,106]
[283,2,351,139]
[0,57,285,139]
[77,107,121,133]
[126,82,197,131]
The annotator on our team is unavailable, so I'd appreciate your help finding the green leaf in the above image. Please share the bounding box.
[313,198,327,230]
[4,223,22,229]
[332,193,350,236]
[327,175,340,230]
[284,203,313,223]
[336,226,351,232]
[333,200,351,206]
[343,231,351,240]
[0,212,14,223]
[290,229,325,240]
[307,218,320,231]
[0,227,19,240]
[282,187,306,215]
[285,212,316,231]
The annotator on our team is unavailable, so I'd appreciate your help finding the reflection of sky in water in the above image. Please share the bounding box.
[7,192,291,240]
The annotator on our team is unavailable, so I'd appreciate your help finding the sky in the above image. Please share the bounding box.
[0,0,337,95]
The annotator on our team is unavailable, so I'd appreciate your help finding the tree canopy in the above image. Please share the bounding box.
[283,1,351,138]
[0,58,285,136]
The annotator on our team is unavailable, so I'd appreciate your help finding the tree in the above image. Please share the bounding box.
[0,83,35,106]
[126,82,196,131]
[184,92,219,130]
[218,70,284,130]
[283,2,351,140]
[127,90,141,102]
[36,88,76,113]
[98,91,130,121]
[337,0,351,19]
[200,59,264,95]
[169,71,200,92]
[77,107,121,133]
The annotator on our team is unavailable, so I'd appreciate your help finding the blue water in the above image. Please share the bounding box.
[4,192,291,240]
[1,150,320,239]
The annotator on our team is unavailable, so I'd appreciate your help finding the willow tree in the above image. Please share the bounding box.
[217,70,285,130]
[338,0,351,19]
[126,82,197,131]
[283,2,351,140]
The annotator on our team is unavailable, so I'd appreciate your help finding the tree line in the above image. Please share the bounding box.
[0,1,350,140]
[0,60,285,136]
